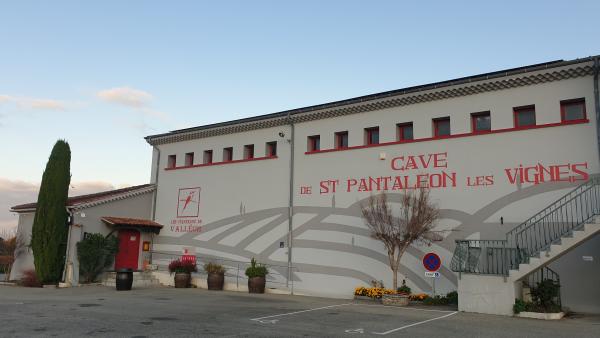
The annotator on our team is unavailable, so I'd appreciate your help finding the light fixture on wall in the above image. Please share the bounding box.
[278,132,285,138]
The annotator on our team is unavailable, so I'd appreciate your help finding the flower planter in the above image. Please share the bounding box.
[116,269,133,291]
[248,276,266,294]
[353,295,380,303]
[174,272,191,288]
[207,272,224,290]
[516,312,565,320]
[382,294,410,306]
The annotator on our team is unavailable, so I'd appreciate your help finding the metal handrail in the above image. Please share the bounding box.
[149,250,299,292]
[451,177,600,276]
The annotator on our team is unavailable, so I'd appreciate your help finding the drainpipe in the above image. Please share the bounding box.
[594,57,600,164]
[286,114,295,293]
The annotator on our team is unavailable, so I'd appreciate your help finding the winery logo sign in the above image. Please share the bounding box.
[170,187,202,233]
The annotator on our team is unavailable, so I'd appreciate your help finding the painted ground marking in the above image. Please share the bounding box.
[372,311,458,335]
[250,303,353,322]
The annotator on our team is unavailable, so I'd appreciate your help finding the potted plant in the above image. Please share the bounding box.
[168,259,197,288]
[204,262,225,291]
[245,258,268,293]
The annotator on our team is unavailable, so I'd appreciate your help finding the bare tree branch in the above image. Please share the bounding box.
[361,187,443,290]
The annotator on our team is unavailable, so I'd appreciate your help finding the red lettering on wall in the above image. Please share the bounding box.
[503,162,589,185]
[390,152,448,171]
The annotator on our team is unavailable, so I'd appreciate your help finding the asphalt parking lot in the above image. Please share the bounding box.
[0,286,598,337]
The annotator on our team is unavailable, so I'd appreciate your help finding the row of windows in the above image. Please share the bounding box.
[167,141,277,168]
[166,98,586,168]
[306,98,586,152]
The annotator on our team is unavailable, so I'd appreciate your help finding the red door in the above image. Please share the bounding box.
[115,230,140,270]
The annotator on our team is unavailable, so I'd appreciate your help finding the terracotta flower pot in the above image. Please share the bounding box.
[248,276,266,294]
[207,272,224,290]
[174,272,191,288]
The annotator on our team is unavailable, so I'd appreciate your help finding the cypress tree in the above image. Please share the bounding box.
[30,140,71,284]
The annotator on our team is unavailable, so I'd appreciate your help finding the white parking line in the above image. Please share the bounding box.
[250,303,353,322]
[372,311,458,335]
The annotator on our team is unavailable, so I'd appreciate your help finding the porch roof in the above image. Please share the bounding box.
[101,216,163,234]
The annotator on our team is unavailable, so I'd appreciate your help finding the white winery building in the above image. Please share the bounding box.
[11,56,600,315]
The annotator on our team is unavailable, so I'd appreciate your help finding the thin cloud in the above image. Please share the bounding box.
[139,107,169,121]
[0,178,128,232]
[0,95,67,111]
[96,87,153,108]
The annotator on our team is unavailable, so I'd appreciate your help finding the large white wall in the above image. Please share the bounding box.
[152,66,600,309]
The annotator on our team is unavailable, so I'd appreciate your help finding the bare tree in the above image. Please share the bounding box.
[361,188,442,290]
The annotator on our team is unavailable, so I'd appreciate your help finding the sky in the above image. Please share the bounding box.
[1,0,599,231]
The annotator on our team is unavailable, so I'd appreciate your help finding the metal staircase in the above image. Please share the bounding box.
[451,177,600,279]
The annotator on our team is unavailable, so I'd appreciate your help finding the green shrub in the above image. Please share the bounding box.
[31,140,71,284]
[446,291,458,305]
[423,295,449,305]
[77,233,118,283]
[245,258,268,278]
[513,299,529,314]
[204,262,225,274]
[397,279,411,294]
[531,279,561,312]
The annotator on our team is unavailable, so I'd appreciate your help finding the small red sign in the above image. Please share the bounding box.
[423,252,441,272]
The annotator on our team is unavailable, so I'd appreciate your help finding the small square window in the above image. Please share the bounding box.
[203,150,213,164]
[308,135,320,152]
[365,127,379,145]
[266,141,277,157]
[244,144,254,160]
[185,152,194,166]
[335,131,349,149]
[471,112,491,133]
[561,98,586,122]
[223,147,233,162]
[397,123,413,141]
[167,155,176,169]
[433,117,450,137]
[514,105,536,128]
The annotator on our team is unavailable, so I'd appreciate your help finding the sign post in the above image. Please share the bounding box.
[423,252,441,297]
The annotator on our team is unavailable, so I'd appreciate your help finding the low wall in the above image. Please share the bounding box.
[458,274,519,316]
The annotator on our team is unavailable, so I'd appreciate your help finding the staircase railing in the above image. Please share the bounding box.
[451,177,600,275]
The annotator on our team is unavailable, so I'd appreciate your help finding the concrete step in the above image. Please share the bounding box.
[101,271,161,288]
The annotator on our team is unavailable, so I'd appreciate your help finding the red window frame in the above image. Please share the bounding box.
[364,127,379,145]
[203,150,213,164]
[513,105,536,128]
[307,135,320,152]
[560,98,586,122]
[396,122,413,141]
[266,141,277,157]
[185,152,194,166]
[335,131,349,149]
[433,117,450,138]
[167,155,177,169]
[223,147,233,162]
[244,144,254,160]
[471,111,491,133]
